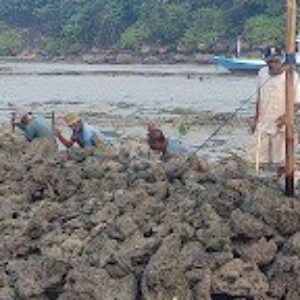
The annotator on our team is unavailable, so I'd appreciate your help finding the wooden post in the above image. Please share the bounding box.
[11,112,16,133]
[51,111,56,143]
[236,36,241,58]
[285,0,297,196]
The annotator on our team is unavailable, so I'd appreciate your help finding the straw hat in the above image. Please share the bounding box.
[64,112,81,126]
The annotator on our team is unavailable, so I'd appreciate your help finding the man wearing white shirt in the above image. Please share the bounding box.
[247,46,300,175]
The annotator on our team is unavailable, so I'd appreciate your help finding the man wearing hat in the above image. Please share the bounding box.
[55,112,114,155]
[14,111,52,141]
[247,46,300,175]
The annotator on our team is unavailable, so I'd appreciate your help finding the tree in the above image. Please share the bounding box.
[182,7,227,50]
[137,2,189,45]
[119,22,150,50]
[0,29,24,55]
[0,0,290,55]
[243,15,284,47]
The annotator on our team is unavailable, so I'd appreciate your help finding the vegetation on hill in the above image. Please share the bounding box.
[0,0,297,56]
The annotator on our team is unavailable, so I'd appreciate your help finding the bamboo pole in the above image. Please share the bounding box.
[285,0,297,196]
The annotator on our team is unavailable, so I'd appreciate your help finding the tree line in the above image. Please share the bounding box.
[0,0,296,56]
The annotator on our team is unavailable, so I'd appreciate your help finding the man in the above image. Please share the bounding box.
[55,112,114,156]
[14,111,52,141]
[247,46,300,175]
[147,127,193,160]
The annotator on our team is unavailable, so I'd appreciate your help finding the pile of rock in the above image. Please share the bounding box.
[0,129,299,299]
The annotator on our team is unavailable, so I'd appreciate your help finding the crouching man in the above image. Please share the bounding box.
[147,128,193,160]
[14,111,52,142]
[55,112,115,157]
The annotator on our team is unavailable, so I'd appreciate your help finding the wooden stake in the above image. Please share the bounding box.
[51,111,56,143]
[285,0,297,196]
[11,112,16,133]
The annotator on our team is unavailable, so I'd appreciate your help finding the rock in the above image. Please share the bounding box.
[284,232,300,256]
[142,56,160,64]
[116,53,137,64]
[233,237,277,266]
[1,126,300,299]
[0,271,14,300]
[192,269,211,300]
[60,264,137,300]
[142,234,192,300]
[115,215,138,238]
[230,209,270,239]
[266,205,300,235]
[211,259,269,298]
[194,203,231,252]
[6,256,70,299]
[194,53,214,64]
[83,234,118,268]
[267,255,300,299]
[82,53,107,64]
[172,54,189,63]
[61,236,84,259]
[0,287,14,300]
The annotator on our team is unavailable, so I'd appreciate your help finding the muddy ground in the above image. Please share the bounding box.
[0,128,299,300]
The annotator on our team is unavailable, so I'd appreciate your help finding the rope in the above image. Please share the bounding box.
[193,74,274,152]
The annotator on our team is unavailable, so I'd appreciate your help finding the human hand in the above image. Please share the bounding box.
[251,119,258,133]
[276,114,286,129]
[53,128,62,137]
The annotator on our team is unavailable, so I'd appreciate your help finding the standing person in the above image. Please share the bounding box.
[55,112,115,156]
[14,111,52,142]
[247,46,300,175]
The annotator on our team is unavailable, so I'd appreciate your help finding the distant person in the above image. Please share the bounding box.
[14,111,52,142]
[147,127,194,160]
[247,46,300,176]
[55,112,115,156]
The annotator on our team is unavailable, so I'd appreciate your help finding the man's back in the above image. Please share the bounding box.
[163,138,194,159]
[25,116,52,141]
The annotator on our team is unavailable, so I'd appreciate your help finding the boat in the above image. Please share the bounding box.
[213,56,266,73]
[214,35,300,73]
[213,54,300,74]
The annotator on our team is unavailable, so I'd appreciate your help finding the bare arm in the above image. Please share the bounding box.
[55,129,75,148]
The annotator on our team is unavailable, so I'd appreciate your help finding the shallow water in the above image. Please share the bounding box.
[0,62,258,122]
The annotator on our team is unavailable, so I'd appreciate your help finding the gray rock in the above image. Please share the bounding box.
[211,259,269,298]
[142,234,192,300]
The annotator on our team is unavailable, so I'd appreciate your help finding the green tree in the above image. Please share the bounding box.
[182,7,227,50]
[0,29,23,55]
[243,15,284,46]
[0,0,292,55]
[151,4,189,44]
[119,22,150,50]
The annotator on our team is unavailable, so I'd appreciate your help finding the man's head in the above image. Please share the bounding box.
[147,128,166,152]
[15,110,32,127]
[263,46,285,75]
[64,112,82,131]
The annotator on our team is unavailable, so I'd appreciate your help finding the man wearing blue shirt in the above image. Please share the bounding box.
[147,128,193,160]
[55,112,115,156]
[15,111,52,142]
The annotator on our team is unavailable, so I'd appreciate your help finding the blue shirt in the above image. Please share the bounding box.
[163,138,193,158]
[24,116,52,141]
[71,123,112,149]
